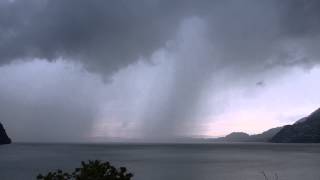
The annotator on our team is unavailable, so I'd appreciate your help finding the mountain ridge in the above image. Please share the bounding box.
[209,107,320,143]
[270,108,320,143]
[211,127,282,142]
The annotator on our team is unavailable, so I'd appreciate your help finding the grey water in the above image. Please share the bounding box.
[0,143,319,180]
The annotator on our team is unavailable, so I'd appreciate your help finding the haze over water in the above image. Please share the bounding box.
[1,143,319,180]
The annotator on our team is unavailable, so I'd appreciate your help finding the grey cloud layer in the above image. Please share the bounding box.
[1,0,320,75]
[0,0,185,74]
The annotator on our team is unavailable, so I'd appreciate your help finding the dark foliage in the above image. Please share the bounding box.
[37,160,133,180]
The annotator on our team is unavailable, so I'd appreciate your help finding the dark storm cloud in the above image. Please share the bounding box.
[280,0,320,37]
[203,0,320,73]
[0,0,186,74]
[1,0,320,74]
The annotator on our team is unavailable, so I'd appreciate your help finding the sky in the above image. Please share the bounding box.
[0,0,320,142]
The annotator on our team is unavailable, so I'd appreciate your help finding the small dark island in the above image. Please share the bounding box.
[0,123,11,145]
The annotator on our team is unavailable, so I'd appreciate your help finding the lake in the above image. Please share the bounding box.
[0,143,319,180]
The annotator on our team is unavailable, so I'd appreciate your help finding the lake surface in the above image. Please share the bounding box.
[0,143,319,180]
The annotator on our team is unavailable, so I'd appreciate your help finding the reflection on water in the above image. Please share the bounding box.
[0,143,320,180]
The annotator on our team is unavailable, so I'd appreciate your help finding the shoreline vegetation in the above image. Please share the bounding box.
[37,160,133,180]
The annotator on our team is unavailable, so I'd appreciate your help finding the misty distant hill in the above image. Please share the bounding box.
[213,132,250,142]
[248,127,283,142]
[271,108,320,143]
[211,127,282,142]
[0,123,11,145]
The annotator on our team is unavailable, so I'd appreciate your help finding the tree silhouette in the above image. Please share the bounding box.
[37,160,133,180]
